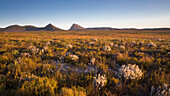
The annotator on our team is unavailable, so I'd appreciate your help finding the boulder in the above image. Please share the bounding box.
[118,45,125,50]
[103,46,111,51]
[70,55,79,61]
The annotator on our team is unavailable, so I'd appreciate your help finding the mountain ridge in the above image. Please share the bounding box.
[0,23,170,32]
[0,24,63,32]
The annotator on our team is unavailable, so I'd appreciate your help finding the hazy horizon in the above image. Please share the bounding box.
[0,0,170,29]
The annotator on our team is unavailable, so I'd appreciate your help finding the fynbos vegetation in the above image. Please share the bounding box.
[0,30,169,96]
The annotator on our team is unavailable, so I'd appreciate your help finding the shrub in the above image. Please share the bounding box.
[139,56,154,69]
[59,86,86,96]
[93,74,107,89]
[19,77,58,96]
[118,64,143,79]
[116,52,130,65]
[150,83,170,96]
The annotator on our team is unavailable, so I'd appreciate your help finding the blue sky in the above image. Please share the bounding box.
[0,0,170,29]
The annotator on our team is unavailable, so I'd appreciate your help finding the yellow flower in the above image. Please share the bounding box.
[112,77,119,84]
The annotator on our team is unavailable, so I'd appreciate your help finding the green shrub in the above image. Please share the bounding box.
[59,86,86,96]
[19,77,58,96]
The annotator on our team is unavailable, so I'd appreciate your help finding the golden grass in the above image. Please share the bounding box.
[1,30,170,40]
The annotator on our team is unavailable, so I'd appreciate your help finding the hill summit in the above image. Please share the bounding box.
[69,23,85,30]
[44,23,61,31]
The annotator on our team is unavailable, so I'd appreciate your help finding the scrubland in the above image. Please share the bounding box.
[0,30,170,96]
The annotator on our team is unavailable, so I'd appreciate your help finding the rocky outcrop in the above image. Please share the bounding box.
[44,23,62,31]
[69,23,85,30]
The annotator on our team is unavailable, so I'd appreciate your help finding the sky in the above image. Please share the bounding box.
[0,0,170,29]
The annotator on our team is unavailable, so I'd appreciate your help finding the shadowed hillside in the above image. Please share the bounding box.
[44,23,62,31]
[0,24,63,32]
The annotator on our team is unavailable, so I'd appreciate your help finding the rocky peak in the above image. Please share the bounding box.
[69,23,85,30]
[44,23,61,31]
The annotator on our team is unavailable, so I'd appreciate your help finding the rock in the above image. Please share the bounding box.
[27,46,39,53]
[148,42,157,47]
[51,40,55,43]
[89,42,94,46]
[21,53,31,57]
[121,42,126,45]
[157,38,165,41]
[43,46,48,51]
[27,46,36,50]
[160,45,165,49]
[162,83,168,90]
[138,52,144,55]
[130,41,136,47]
[65,44,73,49]
[89,57,95,65]
[91,38,98,41]
[118,45,125,50]
[131,41,136,45]
[114,44,119,48]
[70,55,79,61]
[40,49,45,53]
[45,41,51,46]
[103,46,111,51]
[109,43,114,46]
[32,48,39,53]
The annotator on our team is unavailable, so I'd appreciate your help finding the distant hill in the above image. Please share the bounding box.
[0,24,63,32]
[1,23,170,32]
[141,28,170,30]
[25,25,42,31]
[69,23,85,30]
[2,25,25,32]
[87,27,115,30]
[87,27,170,30]
[0,27,2,31]
[43,23,62,31]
